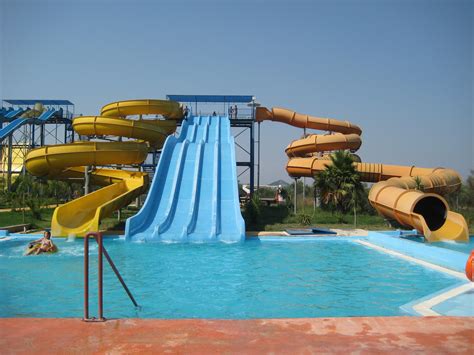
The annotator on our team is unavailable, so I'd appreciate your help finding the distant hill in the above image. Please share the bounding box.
[268,179,290,187]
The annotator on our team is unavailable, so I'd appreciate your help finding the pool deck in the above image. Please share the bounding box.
[1,317,473,354]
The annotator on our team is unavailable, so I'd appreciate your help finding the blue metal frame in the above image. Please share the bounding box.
[4,99,74,106]
[166,95,253,103]
[1,99,75,189]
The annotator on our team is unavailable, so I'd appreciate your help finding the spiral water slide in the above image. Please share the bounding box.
[256,107,468,242]
[25,99,182,237]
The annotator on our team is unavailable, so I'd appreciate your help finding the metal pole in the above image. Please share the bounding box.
[294,178,298,214]
[70,123,75,143]
[250,121,255,196]
[302,179,305,212]
[251,99,255,120]
[84,166,90,195]
[40,124,45,146]
[89,232,139,309]
[7,135,13,190]
[31,123,35,149]
[97,233,104,321]
[302,128,306,212]
[101,245,139,308]
[83,235,89,320]
[136,165,143,207]
[257,122,261,190]
[152,149,157,166]
[84,135,91,195]
[250,98,257,195]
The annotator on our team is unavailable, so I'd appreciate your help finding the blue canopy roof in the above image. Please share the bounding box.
[167,95,254,103]
[4,99,74,105]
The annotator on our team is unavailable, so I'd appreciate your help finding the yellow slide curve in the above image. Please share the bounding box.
[25,99,183,237]
[256,107,468,242]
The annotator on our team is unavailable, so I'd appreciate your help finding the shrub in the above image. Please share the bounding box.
[243,194,262,227]
[298,213,312,225]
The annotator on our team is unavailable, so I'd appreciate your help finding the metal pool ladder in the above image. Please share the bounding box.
[83,232,139,322]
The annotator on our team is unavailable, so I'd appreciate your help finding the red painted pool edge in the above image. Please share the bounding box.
[1,316,473,354]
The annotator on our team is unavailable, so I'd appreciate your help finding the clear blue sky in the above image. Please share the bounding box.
[1,0,472,183]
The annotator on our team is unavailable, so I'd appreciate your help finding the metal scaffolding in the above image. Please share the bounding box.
[166,94,258,195]
[0,99,75,190]
[1,96,260,198]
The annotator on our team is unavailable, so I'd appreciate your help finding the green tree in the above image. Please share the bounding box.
[243,193,262,229]
[464,170,474,207]
[10,174,46,220]
[413,176,424,191]
[357,184,376,215]
[257,186,277,199]
[445,170,474,211]
[315,150,365,224]
[287,180,313,211]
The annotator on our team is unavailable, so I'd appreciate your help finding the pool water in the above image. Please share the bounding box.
[0,238,459,319]
[401,235,474,254]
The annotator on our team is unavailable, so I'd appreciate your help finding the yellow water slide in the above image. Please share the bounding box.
[25,99,183,237]
[256,107,468,242]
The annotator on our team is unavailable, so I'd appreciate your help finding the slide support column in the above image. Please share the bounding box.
[302,127,306,211]
[257,122,261,190]
[294,178,298,214]
[84,166,90,195]
[250,120,255,196]
[7,135,13,189]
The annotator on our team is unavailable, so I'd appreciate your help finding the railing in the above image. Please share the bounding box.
[83,232,138,322]
[192,112,253,120]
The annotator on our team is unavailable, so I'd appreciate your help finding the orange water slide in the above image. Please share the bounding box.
[256,107,468,242]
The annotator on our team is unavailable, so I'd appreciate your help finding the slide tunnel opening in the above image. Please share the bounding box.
[413,196,447,231]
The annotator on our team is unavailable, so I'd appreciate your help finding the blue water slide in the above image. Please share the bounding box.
[38,108,57,121]
[126,115,245,242]
[0,107,8,119]
[1,108,13,123]
[0,118,27,141]
[0,108,57,141]
[125,119,196,241]
[4,108,24,119]
[217,118,246,240]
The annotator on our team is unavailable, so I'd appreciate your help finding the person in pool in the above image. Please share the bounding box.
[26,231,55,255]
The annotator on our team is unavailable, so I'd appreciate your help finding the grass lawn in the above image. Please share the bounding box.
[0,208,55,230]
[245,205,392,231]
[247,205,474,233]
[0,207,138,232]
[0,204,472,235]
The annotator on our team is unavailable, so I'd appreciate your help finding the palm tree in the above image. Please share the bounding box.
[413,176,424,191]
[11,174,45,220]
[315,150,364,225]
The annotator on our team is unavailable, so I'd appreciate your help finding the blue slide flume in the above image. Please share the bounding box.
[37,108,58,121]
[125,115,245,242]
[0,118,27,141]
[4,108,24,119]
[0,108,58,141]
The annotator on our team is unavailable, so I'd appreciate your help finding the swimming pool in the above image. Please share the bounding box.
[0,237,459,319]
[401,235,474,254]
